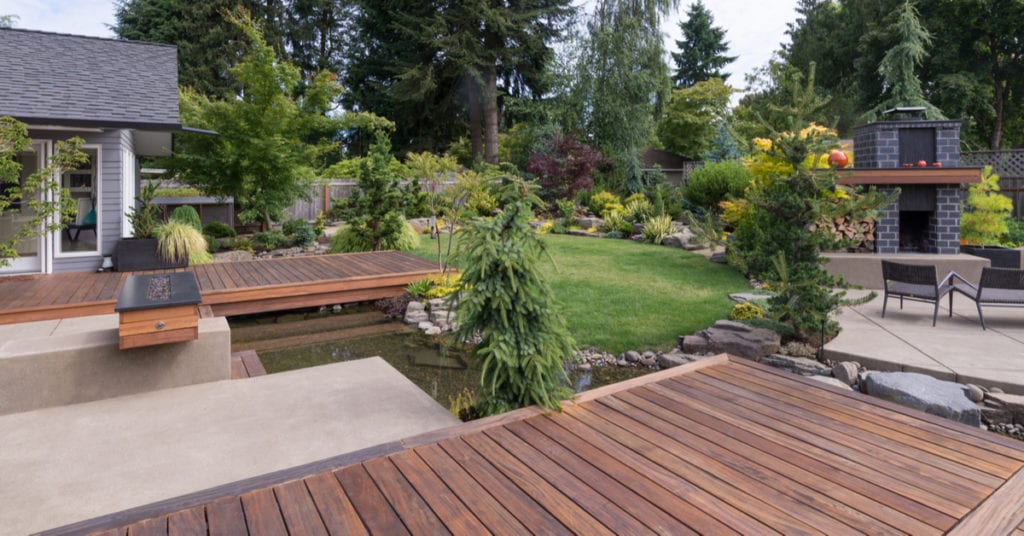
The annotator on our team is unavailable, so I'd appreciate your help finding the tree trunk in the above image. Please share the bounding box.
[468,76,483,162]
[484,63,499,164]
[991,74,1005,149]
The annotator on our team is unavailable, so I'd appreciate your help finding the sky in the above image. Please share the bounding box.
[1,0,800,92]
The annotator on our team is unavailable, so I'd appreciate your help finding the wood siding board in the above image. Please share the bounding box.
[653,379,977,516]
[272,480,328,536]
[204,497,248,536]
[387,449,491,535]
[166,506,206,536]
[628,385,953,532]
[482,426,656,535]
[689,371,1008,489]
[711,364,1024,474]
[362,456,451,535]
[239,488,288,536]
[334,464,411,535]
[505,419,699,535]
[412,444,530,534]
[597,393,909,535]
[570,404,845,535]
[437,438,572,534]
[303,472,369,536]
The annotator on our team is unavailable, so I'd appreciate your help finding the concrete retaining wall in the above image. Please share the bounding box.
[0,315,230,415]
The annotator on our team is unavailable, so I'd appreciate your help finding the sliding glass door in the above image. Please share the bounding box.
[0,141,47,274]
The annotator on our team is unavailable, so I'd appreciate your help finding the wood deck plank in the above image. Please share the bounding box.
[687,371,1007,490]
[949,467,1024,535]
[437,437,573,534]
[204,497,248,536]
[273,480,328,536]
[238,351,266,377]
[239,488,287,536]
[710,364,1024,474]
[387,449,491,535]
[654,379,979,516]
[483,426,656,535]
[597,393,917,535]
[124,517,167,536]
[166,506,206,536]
[334,464,411,536]
[362,456,451,535]
[302,472,368,536]
[627,384,954,531]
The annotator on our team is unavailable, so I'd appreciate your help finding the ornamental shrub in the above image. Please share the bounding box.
[729,302,764,321]
[587,191,621,217]
[329,220,420,253]
[203,221,236,238]
[623,197,654,223]
[170,205,203,231]
[684,160,752,210]
[156,221,211,264]
[642,214,675,244]
[961,166,1013,245]
[282,218,316,247]
[251,230,289,251]
[452,179,575,416]
[527,134,606,202]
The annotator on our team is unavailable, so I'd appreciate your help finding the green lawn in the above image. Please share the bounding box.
[409,233,749,353]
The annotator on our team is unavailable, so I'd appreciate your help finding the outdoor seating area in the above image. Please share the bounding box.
[881,260,1024,330]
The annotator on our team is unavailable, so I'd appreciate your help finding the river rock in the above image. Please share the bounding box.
[657,349,694,369]
[863,372,981,426]
[404,306,429,325]
[832,362,860,386]
[681,320,780,360]
[963,384,985,403]
[640,356,657,367]
[624,350,641,362]
[808,375,854,391]
[424,326,442,336]
[417,321,434,331]
[760,354,831,376]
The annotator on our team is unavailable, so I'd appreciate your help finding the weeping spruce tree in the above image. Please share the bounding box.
[453,179,575,416]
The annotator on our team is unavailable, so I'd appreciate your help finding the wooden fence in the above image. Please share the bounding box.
[961,149,1024,219]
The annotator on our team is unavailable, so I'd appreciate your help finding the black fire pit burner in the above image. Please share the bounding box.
[115,272,202,312]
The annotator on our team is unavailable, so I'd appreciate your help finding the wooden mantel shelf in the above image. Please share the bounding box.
[836,166,983,185]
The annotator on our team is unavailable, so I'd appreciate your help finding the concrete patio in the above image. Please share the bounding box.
[826,290,1024,394]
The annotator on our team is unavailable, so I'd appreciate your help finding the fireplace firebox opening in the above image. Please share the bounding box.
[899,211,932,253]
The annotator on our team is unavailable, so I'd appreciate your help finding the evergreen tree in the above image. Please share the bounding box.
[671,0,735,88]
[343,132,410,251]
[862,2,943,122]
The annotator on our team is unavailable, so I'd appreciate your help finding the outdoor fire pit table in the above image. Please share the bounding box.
[115,272,202,350]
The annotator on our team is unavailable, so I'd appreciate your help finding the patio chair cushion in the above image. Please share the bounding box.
[887,281,948,300]
[978,287,1024,304]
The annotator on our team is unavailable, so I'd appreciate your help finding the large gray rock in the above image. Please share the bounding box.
[681,320,781,360]
[657,349,697,369]
[577,217,603,229]
[808,375,854,391]
[760,354,831,376]
[863,372,981,426]
[832,362,860,386]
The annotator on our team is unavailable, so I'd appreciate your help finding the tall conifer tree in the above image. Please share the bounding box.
[671,1,735,88]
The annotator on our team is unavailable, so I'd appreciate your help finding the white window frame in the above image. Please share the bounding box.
[55,144,102,258]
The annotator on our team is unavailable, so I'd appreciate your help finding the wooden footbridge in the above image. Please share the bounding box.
[0,251,439,324]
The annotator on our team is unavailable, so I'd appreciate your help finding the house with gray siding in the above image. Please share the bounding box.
[0,28,195,275]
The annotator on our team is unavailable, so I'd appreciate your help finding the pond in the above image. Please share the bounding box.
[230,307,651,411]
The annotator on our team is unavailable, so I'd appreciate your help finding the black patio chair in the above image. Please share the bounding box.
[950,267,1024,330]
[880,260,959,326]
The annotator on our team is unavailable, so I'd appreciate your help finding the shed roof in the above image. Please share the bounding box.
[49,355,1024,535]
[0,28,180,129]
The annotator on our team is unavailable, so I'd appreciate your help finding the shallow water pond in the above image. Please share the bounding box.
[232,309,651,410]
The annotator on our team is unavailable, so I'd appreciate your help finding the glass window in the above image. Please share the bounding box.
[59,147,99,255]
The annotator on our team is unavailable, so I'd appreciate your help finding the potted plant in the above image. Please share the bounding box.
[113,181,188,271]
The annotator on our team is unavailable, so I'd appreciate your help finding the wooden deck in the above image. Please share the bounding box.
[229,350,267,379]
[0,251,439,324]
[49,356,1024,535]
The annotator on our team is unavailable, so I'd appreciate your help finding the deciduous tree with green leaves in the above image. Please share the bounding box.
[453,178,576,415]
[671,0,735,88]
[166,10,342,231]
[656,77,732,158]
[0,117,87,268]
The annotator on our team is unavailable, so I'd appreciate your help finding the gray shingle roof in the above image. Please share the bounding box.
[0,29,180,128]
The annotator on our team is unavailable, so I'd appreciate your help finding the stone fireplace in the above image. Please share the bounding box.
[843,111,979,255]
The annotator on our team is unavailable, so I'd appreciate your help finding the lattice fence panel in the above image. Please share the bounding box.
[961,150,1024,179]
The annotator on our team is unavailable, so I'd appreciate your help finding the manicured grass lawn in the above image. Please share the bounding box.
[409,233,749,353]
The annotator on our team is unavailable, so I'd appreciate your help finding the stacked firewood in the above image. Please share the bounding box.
[811,216,876,252]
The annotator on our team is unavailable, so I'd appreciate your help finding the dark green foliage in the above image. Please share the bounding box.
[281,218,310,236]
[251,230,289,251]
[226,237,254,252]
[203,221,237,238]
[341,132,413,251]
[128,181,163,239]
[453,179,576,415]
[283,219,317,248]
[170,205,202,232]
[204,234,221,253]
[328,220,419,253]
[684,161,752,210]
[739,317,796,341]
[671,0,736,87]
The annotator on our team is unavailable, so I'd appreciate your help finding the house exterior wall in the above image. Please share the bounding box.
[26,127,131,273]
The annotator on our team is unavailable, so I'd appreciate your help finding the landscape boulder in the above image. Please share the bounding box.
[657,349,695,369]
[807,375,854,391]
[863,372,981,426]
[681,320,780,360]
[832,362,860,386]
[760,354,831,376]
[404,302,429,324]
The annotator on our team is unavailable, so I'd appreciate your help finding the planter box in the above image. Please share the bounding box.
[115,273,202,349]
[961,245,1024,269]
[112,238,187,272]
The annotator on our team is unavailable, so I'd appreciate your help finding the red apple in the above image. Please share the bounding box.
[917,160,927,167]
[903,163,914,168]
[827,150,849,168]
[932,161,943,167]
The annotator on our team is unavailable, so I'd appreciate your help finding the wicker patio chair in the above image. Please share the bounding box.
[880,260,957,326]
[950,267,1024,330]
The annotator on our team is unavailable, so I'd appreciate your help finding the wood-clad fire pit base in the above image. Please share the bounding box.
[115,273,202,350]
